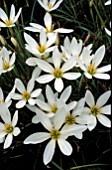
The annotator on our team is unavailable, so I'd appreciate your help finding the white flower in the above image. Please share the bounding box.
[1,47,16,73]
[61,36,83,61]
[78,45,111,79]
[84,90,111,131]
[24,13,73,36]
[0,104,20,149]
[36,48,81,92]
[24,29,57,57]
[10,78,42,108]
[105,0,111,5]
[36,85,76,117]
[24,107,81,165]
[27,85,76,123]
[62,98,89,139]
[37,0,63,12]
[0,4,22,28]
[105,22,111,36]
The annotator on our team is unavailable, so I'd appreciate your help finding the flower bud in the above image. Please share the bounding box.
[11,37,18,48]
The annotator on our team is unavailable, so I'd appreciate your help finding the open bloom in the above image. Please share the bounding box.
[10,78,42,108]
[36,85,76,117]
[0,4,22,28]
[24,29,56,57]
[36,48,81,92]
[37,0,63,12]
[1,47,16,73]
[84,90,111,131]
[62,98,89,139]
[0,104,20,149]
[24,107,82,165]
[27,85,76,123]
[78,45,111,79]
[24,12,73,36]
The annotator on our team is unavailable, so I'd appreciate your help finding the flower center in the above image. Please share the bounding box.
[51,104,58,113]
[2,61,10,70]
[91,105,100,116]
[46,25,54,33]
[3,123,14,133]
[0,99,4,103]
[87,63,97,75]
[50,129,60,140]
[65,114,76,125]
[38,45,46,53]
[49,3,53,9]
[5,19,13,26]
[22,91,31,101]
[54,68,63,78]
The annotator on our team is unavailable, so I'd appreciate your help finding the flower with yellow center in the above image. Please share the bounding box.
[11,78,42,109]
[36,48,81,92]
[78,45,111,80]
[24,107,77,165]
[24,29,56,57]
[0,4,22,28]
[84,90,111,131]
[1,47,16,73]
[0,104,20,149]
[37,0,63,12]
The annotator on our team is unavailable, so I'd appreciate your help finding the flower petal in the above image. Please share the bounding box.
[36,59,53,73]
[31,89,42,98]
[43,139,55,165]
[12,110,18,127]
[36,74,54,84]
[46,85,55,105]
[63,72,81,80]
[85,90,95,107]
[93,73,110,80]
[60,85,72,102]
[54,78,64,92]
[100,105,111,115]
[96,90,111,107]
[58,138,73,155]
[16,100,26,109]
[24,132,50,144]
[15,78,25,93]
[4,134,13,149]
[13,127,21,136]
[97,114,111,128]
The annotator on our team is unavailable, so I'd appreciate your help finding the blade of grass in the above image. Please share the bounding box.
[70,163,110,169]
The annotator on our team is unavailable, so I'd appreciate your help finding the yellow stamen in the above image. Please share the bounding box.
[87,63,97,75]
[54,68,63,78]
[91,105,100,116]
[51,104,58,113]
[50,129,60,140]
[49,3,53,9]
[0,99,4,103]
[3,123,13,133]
[65,114,76,125]
[22,91,30,101]
[46,25,54,33]
[38,45,46,53]
[2,61,10,70]
[5,19,13,26]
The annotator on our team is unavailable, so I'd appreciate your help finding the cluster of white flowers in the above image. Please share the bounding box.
[0,0,111,166]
